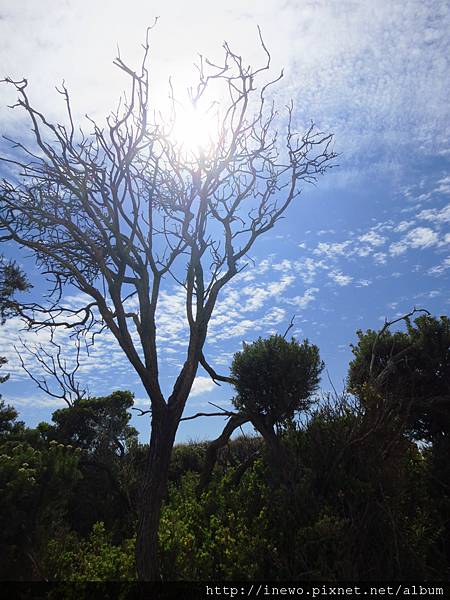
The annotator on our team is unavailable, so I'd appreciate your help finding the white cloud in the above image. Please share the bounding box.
[394,220,414,233]
[0,0,448,168]
[190,376,216,397]
[317,229,336,236]
[285,287,319,309]
[429,256,450,275]
[373,252,387,264]
[355,246,372,258]
[256,259,271,274]
[272,259,292,271]
[241,274,295,312]
[240,288,268,312]
[419,203,450,224]
[261,307,286,326]
[389,227,440,255]
[328,271,353,286]
[313,228,387,263]
[294,257,328,284]
[417,290,441,299]
[155,286,196,350]
[403,227,440,249]
[4,394,64,409]
[389,241,408,256]
[435,176,450,195]
[358,231,386,246]
[213,319,257,340]
[314,241,352,258]
[267,275,296,294]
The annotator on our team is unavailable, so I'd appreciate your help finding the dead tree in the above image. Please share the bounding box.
[0,29,336,580]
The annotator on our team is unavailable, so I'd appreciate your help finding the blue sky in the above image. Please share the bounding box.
[0,1,449,442]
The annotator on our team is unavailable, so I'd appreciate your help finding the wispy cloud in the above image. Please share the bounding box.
[0,0,448,164]
[430,257,450,275]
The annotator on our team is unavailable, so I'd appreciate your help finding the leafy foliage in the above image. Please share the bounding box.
[159,469,273,580]
[348,314,450,442]
[0,435,81,580]
[0,258,29,323]
[349,314,450,572]
[231,335,323,424]
[157,401,443,580]
[39,391,140,539]
[43,391,138,456]
[45,522,135,582]
[0,398,24,437]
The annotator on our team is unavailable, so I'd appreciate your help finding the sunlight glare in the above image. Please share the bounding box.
[170,102,219,157]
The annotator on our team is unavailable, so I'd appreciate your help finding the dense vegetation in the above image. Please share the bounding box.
[0,314,449,581]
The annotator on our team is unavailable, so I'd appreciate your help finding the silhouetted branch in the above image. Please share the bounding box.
[198,412,249,493]
[132,407,152,417]
[369,307,431,384]
[282,314,296,339]
[199,352,236,385]
[16,337,87,406]
[180,410,237,422]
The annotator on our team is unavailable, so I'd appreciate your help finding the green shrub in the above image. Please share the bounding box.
[45,522,135,581]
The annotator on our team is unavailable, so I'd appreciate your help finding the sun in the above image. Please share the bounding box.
[169,102,219,157]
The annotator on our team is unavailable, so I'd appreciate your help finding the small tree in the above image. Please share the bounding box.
[47,390,138,457]
[198,335,323,490]
[231,335,323,471]
[231,335,323,424]
[0,30,336,579]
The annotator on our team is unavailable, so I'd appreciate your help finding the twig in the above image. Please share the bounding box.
[282,314,296,339]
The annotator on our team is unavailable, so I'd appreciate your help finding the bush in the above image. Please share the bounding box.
[45,522,135,581]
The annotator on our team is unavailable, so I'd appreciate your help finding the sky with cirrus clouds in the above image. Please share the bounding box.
[0,0,449,442]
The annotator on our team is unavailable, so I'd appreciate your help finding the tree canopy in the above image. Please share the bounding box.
[231,335,323,424]
[348,313,450,442]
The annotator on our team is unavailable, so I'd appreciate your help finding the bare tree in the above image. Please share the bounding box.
[0,29,336,579]
[16,337,87,406]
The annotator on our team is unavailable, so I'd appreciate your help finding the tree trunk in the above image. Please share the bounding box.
[251,416,293,485]
[135,410,177,581]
